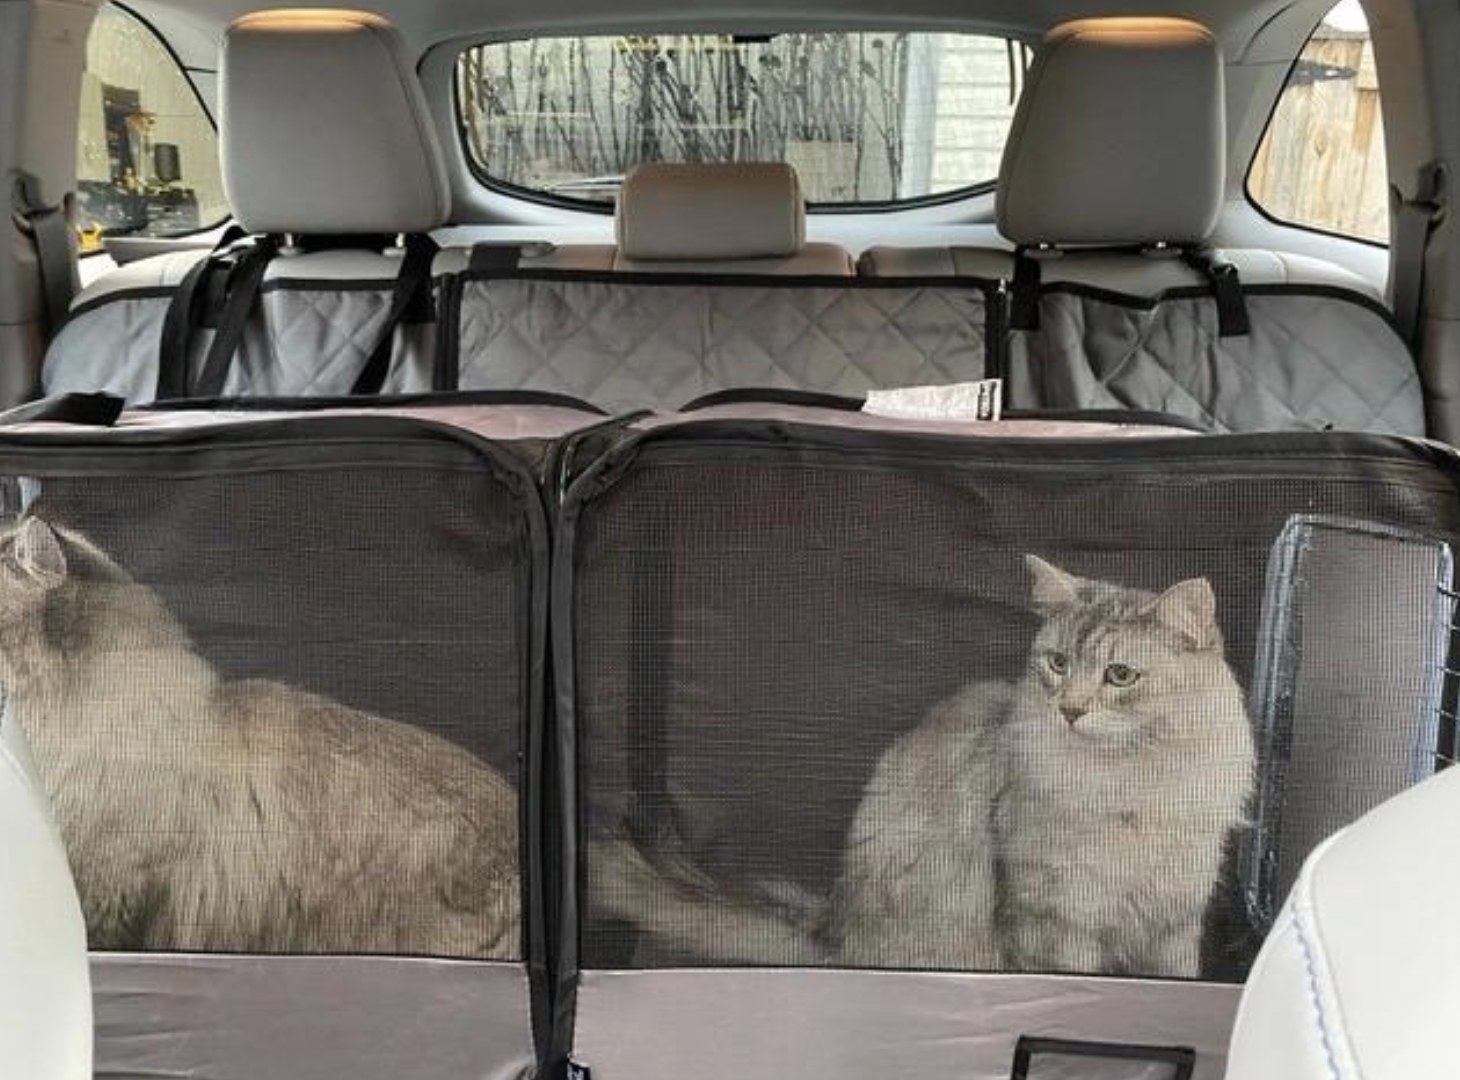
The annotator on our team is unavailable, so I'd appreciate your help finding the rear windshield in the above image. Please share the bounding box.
[456,33,1026,208]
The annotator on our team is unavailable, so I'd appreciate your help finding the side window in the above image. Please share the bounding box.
[75,4,229,251]
[1248,0,1387,243]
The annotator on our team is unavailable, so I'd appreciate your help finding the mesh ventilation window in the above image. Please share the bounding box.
[1,451,534,961]
[570,430,1460,981]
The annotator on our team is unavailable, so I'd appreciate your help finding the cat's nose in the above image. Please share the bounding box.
[1060,704,1085,726]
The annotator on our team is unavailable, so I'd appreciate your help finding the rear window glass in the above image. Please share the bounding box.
[456,33,1026,207]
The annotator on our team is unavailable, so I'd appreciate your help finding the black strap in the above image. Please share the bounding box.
[468,243,525,274]
[156,226,250,400]
[1185,248,1251,338]
[1009,249,1042,331]
[1392,161,1447,351]
[190,237,279,399]
[350,234,440,396]
[11,174,78,341]
[0,392,123,428]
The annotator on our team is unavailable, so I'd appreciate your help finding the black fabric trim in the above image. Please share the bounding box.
[459,267,1006,293]
[1011,1036,1195,1080]
[435,275,464,392]
[676,393,1212,433]
[678,393,1213,433]
[139,390,609,415]
[0,393,124,428]
[1009,251,1042,332]
[1000,407,1214,433]
[59,285,177,327]
[1036,279,1401,333]
[681,388,865,412]
[575,418,1460,484]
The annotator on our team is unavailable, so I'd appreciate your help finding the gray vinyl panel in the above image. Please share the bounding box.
[91,955,535,1080]
[455,278,990,413]
[573,969,1240,1080]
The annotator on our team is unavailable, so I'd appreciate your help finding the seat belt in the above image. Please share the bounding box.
[1391,160,1447,352]
[10,173,78,341]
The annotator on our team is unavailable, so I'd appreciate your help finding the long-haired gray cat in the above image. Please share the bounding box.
[0,515,519,958]
[595,555,1255,978]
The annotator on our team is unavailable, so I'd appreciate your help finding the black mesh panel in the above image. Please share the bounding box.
[570,427,1460,981]
[1,434,536,963]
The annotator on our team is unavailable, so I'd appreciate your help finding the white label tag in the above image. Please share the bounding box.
[863,379,1004,422]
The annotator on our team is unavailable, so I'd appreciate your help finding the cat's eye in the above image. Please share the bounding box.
[1104,663,1140,687]
[1045,652,1069,675]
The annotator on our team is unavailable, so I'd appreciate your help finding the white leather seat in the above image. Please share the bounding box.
[0,710,91,1080]
[1225,762,1460,1078]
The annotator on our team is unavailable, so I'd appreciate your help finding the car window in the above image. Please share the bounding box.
[456,32,1028,208]
[75,3,229,251]
[1247,0,1387,243]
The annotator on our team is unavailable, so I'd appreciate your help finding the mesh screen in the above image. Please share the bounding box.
[2,455,532,961]
[573,433,1460,981]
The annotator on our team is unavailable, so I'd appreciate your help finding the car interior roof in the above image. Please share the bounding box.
[129,0,1321,68]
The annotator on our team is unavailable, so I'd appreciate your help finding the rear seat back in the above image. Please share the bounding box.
[44,10,448,402]
[443,163,998,411]
[863,17,1424,436]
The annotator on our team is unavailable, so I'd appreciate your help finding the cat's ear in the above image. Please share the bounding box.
[1146,577,1219,650]
[1025,554,1081,612]
[12,518,67,591]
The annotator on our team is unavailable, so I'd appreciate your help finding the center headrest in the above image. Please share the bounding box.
[616,163,806,261]
[997,17,1225,248]
[221,9,449,236]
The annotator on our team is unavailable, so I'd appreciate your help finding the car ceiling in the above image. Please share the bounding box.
[129,0,1305,72]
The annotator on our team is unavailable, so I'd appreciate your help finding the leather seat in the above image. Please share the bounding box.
[0,710,91,1080]
[1225,762,1460,1078]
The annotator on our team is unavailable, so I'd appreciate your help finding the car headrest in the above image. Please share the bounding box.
[221,9,449,235]
[616,163,806,261]
[996,17,1225,248]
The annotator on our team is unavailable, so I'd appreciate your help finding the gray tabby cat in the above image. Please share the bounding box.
[596,555,1254,978]
[0,515,519,958]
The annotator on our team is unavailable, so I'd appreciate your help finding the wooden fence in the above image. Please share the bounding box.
[1247,30,1388,242]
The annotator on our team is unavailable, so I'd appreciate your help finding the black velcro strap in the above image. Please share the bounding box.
[1186,249,1251,338]
[157,254,217,399]
[0,392,124,428]
[350,233,440,396]
[156,226,251,400]
[468,243,525,273]
[191,237,279,399]
[1009,250,1042,332]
